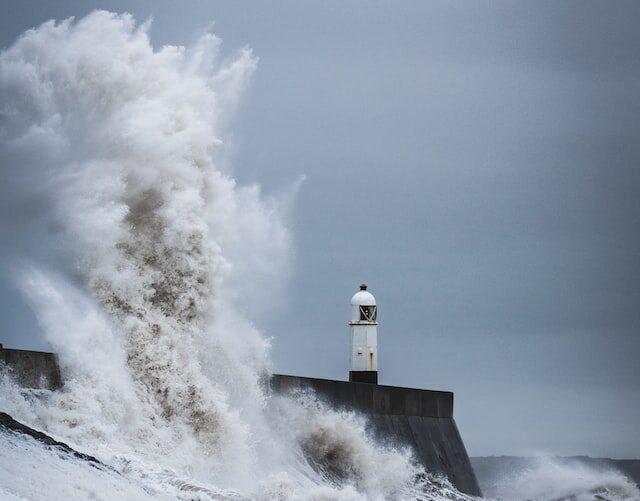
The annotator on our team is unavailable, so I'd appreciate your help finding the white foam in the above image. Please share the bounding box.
[489,456,640,501]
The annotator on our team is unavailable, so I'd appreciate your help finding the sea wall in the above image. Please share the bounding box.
[0,347,481,496]
[272,374,481,496]
[0,345,62,390]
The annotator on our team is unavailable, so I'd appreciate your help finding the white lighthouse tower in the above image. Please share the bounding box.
[349,284,378,384]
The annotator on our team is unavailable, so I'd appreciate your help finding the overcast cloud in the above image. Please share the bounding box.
[0,1,639,458]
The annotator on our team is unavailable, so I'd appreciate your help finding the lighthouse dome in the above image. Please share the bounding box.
[350,285,376,306]
[350,284,377,322]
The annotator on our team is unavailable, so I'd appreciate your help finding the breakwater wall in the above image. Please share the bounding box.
[0,346,481,496]
[272,374,481,496]
[0,344,62,390]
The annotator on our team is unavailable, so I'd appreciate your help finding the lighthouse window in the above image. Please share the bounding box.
[359,305,377,322]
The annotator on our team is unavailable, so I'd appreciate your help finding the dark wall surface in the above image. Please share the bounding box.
[0,345,62,390]
[272,374,481,496]
[272,374,454,418]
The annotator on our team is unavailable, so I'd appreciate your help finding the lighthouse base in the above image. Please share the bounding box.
[349,370,378,384]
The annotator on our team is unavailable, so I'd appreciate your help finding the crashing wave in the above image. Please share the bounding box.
[483,456,639,501]
[0,10,484,500]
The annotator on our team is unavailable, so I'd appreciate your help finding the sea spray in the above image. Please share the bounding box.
[0,11,473,500]
[485,456,640,501]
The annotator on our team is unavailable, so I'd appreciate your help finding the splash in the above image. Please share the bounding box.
[0,11,477,500]
[483,456,640,501]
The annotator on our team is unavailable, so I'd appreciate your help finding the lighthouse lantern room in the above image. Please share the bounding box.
[349,284,378,384]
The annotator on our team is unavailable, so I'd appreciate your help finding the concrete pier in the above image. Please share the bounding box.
[0,344,62,390]
[272,374,481,496]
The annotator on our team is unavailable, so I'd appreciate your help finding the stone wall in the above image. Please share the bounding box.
[0,345,62,390]
[271,374,481,496]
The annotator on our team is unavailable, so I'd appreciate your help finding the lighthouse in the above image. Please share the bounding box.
[349,284,378,384]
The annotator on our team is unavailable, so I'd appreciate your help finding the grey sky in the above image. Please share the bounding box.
[1,1,639,458]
